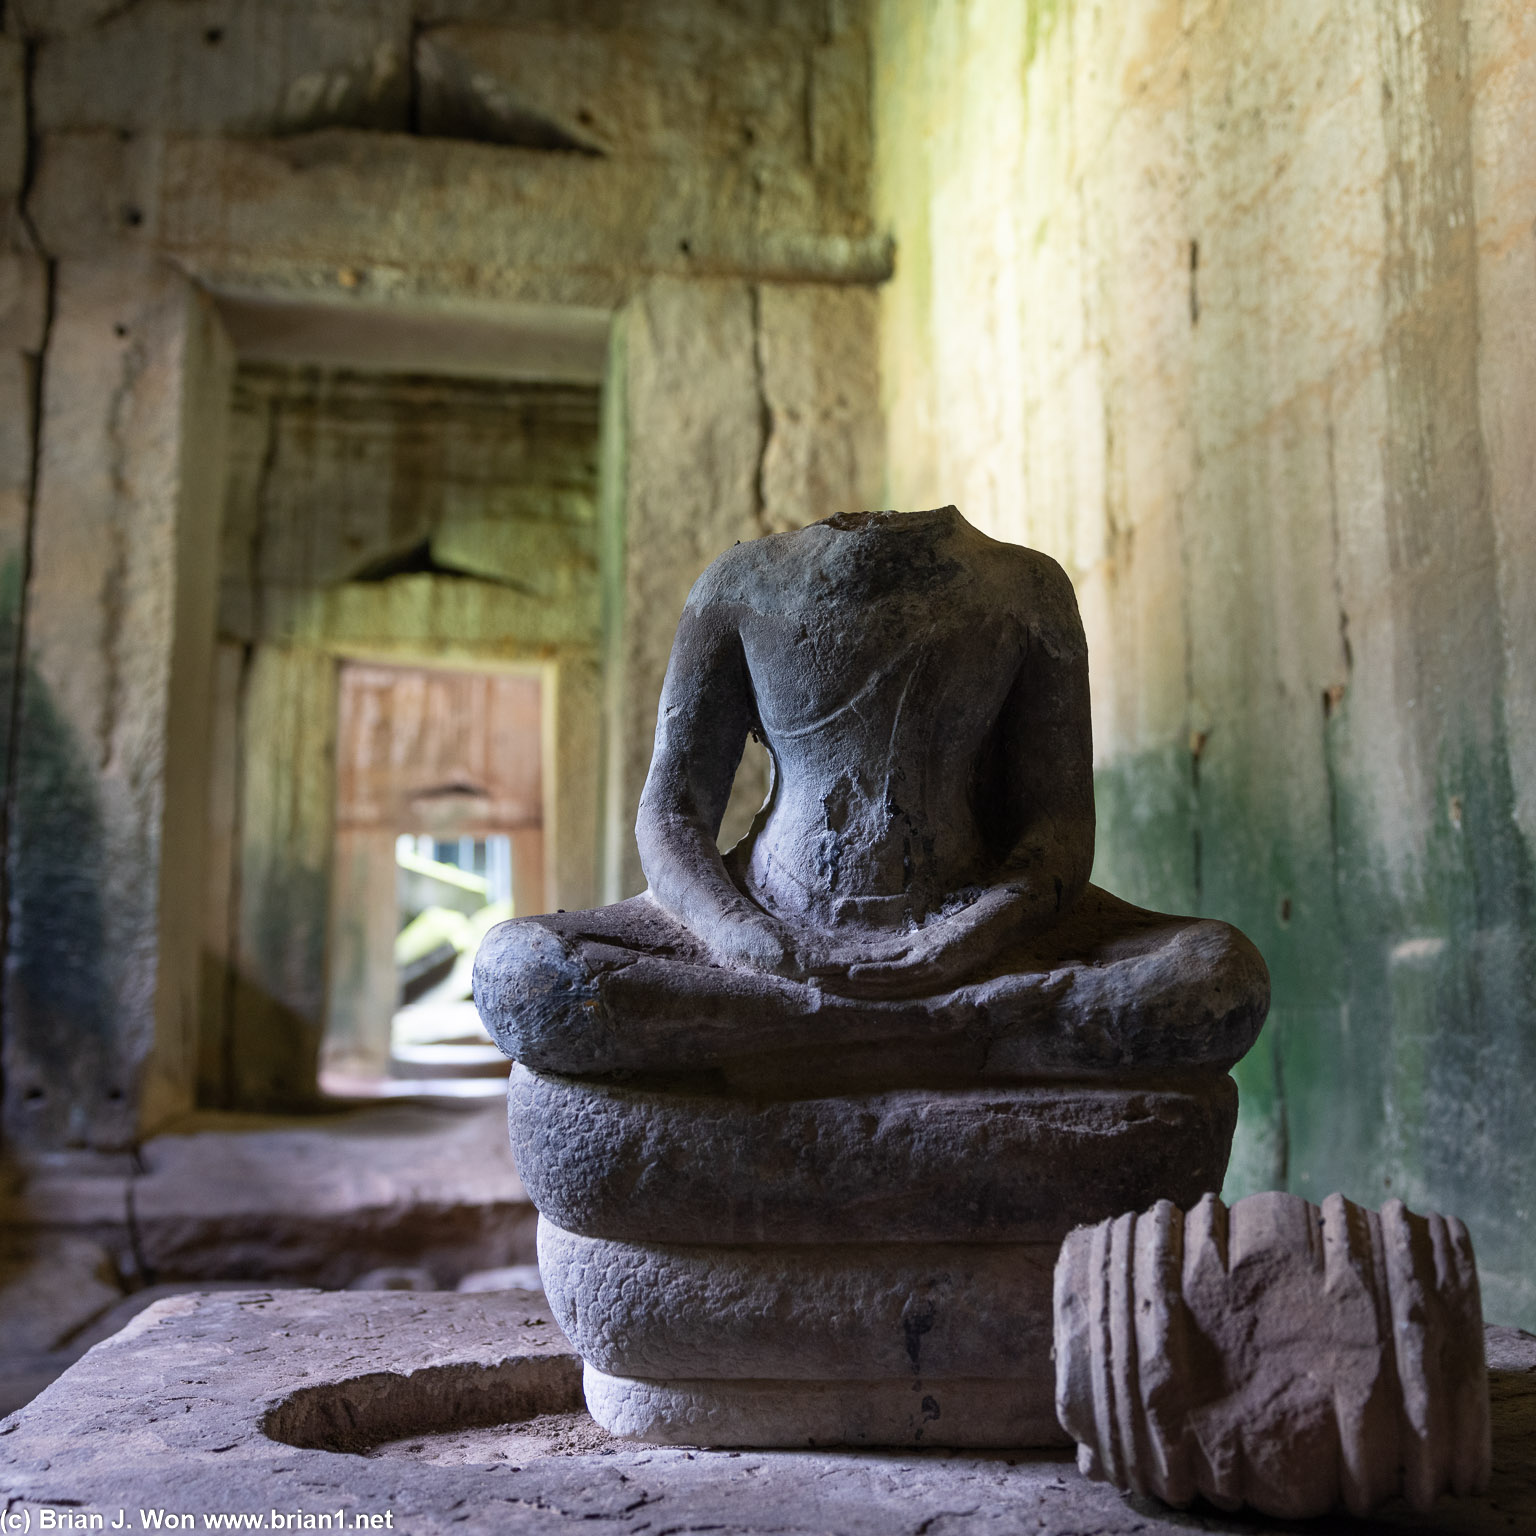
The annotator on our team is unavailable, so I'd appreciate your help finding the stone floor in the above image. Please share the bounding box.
[0,1103,535,1413]
[2,1288,1532,1535]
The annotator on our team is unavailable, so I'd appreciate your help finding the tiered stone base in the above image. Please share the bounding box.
[537,1226,1057,1378]
[540,1223,1064,1445]
[511,1064,1239,1447]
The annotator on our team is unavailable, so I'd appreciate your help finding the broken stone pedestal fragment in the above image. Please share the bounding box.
[1054,1191,1492,1519]
[475,507,1270,1446]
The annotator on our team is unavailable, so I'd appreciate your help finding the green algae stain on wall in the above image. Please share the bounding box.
[1091,672,1536,1325]
[0,555,118,1147]
[1096,671,1536,1322]
[1327,726,1536,1328]
[1091,746,1197,918]
[1023,0,1064,74]
[1092,743,1292,1193]
[1092,744,1302,1205]
[1098,713,1536,1327]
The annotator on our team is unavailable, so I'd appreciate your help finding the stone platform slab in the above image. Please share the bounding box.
[0,1103,537,1412]
[0,1102,536,1293]
[2,1289,1533,1535]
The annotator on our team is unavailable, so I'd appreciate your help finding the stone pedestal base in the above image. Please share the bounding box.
[540,1221,1067,1446]
[510,1067,1239,1246]
[516,1068,1239,1448]
[537,1223,1059,1378]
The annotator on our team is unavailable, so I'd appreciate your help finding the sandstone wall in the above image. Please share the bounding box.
[1,0,885,1146]
[875,0,1536,1327]
[601,278,883,898]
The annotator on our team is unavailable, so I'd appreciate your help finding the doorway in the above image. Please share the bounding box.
[321,662,544,1096]
[199,346,604,1113]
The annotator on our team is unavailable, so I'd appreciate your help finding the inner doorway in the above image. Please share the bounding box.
[320,662,544,1096]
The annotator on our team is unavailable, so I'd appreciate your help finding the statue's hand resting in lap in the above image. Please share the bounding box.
[826,883,1048,998]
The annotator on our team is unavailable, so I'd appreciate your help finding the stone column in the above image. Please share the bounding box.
[598,278,882,901]
[225,644,337,1110]
[599,279,764,902]
[509,826,546,921]
[546,655,599,913]
[321,826,399,1079]
[4,256,232,1149]
[0,248,49,884]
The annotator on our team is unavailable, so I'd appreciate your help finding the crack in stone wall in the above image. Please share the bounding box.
[0,0,883,1143]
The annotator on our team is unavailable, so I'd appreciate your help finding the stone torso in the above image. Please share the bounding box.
[703,509,1065,930]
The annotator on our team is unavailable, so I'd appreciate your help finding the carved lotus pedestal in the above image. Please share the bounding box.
[509,1063,1239,1447]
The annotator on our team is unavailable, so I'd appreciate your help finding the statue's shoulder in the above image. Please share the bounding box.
[683,526,818,612]
[979,539,1085,657]
[1007,542,1077,603]
[964,530,1075,600]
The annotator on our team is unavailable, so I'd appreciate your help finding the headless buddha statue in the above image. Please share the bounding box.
[475,506,1268,1092]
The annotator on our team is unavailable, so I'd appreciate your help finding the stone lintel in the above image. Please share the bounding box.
[29,130,894,312]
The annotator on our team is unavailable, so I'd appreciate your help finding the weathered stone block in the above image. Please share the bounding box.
[218,367,600,607]
[30,131,891,310]
[582,1365,1067,1449]
[758,282,882,533]
[538,1219,1056,1381]
[810,28,873,225]
[34,0,412,136]
[547,656,602,913]
[129,1103,535,1286]
[0,1232,122,1357]
[0,37,22,207]
[222,643,335,1110]
[8,0,129,37]
[416,21,810,165]
[0,349,33,531]
[604,279,764,894]
[1056,1192,1492,1519]
[2,1288,1531,1530]
[258,575,599,659]
[0,252,48,352]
